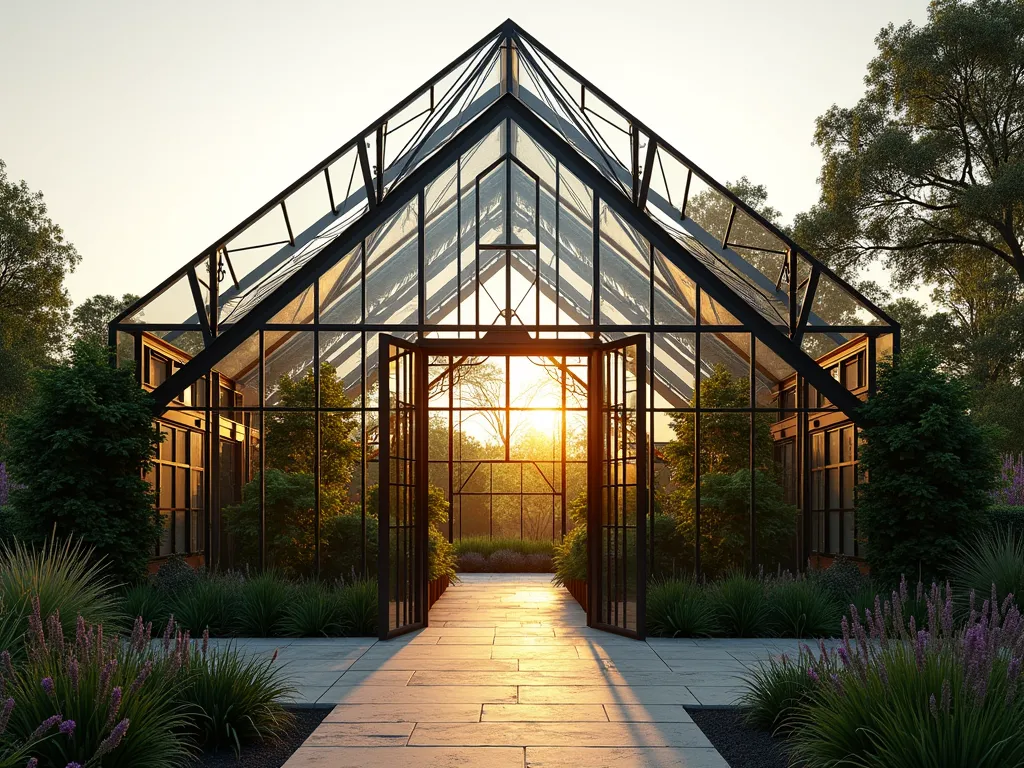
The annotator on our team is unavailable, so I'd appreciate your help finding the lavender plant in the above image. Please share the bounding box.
[993,453,1024,507]
[2,600,192,767]
[787,579,1024,767]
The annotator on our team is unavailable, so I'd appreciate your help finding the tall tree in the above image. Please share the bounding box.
[70,293,139,350]
[793,0,1024,285]
[0,160,80,429]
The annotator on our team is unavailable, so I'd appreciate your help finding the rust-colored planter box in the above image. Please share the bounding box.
[428,574,450,608]
[564,578,587,611]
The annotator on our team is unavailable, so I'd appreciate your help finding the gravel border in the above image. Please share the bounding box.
[191,708,328,768]
[687,708,789,768]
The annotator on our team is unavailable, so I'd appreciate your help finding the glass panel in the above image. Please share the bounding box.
[366,198,420,323]
[653,250,696,325]
[653,333,695,408]
[557,165,594,325]
[599,202,651,325]
[700,332,751,408]
[264,331,315,406]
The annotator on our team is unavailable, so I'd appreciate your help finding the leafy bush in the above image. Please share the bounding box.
[4,607,192,768]
[709,572,773,637]
[4,340,163,583]
[453,537,555,558]
[952,530,1024,612]
[322,511,378,580]
[152,553,200,596]
[236,572,292,637]
[649,513,691,580]
[814,555,865,603]
[523,553,553,572]
[0,537,121,657]
[857,346,999,585]
[121,582,170,635]
[552,524,587,585]
[646,578,718,638]
[338,578,377,636]
[172,577,241,636]
[457,552,487,572]
[489,550,528,572]
[768,577,841,638]
[184,640,294,755]
[788,583,1024,767]
[280,582,343,637]
[988,504,1024,532]
[741,646,831,733]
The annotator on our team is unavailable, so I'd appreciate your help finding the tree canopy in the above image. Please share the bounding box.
[793,0,1024,285]
[0,160,80,432]
[70,293,139,350]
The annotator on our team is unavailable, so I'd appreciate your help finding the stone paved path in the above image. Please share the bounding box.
[262,573,809,767]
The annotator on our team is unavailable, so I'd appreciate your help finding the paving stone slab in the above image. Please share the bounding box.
[525,746,730,767]
[409,721,713,748]
[283,746,525,768]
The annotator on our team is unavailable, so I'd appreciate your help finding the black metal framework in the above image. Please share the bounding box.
[379,335,428,639]
[589,336,647,639]
[112,20,899,635]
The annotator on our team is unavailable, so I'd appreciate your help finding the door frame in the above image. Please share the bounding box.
[378,334,429,640]
[588,335,648,640]
[380,334,650,639]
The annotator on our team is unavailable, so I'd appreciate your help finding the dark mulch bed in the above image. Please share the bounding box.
[190,708,328,768]
[688,708,789,768]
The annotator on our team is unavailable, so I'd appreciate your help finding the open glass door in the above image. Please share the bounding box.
[378,335,428,640]
[588,336,648,639]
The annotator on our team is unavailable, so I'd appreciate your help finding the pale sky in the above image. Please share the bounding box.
[1,0,929,308]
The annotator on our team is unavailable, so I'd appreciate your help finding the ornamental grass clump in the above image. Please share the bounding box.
[788,579,1024,767]
[768,576,841,638]
[2,600,191,768]
[182,632,294,755]
[646,578,718,638]
[741,643,838,733]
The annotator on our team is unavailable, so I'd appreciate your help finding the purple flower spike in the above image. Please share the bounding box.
[41,677,55,697]
[807,667,820,683]
[30,713,63,739]
[106,686,123,728]
[60,719,77,736]
[0,697,15,735]
[65,763,83,768]
[26,759,38,768]
[96,717,130,757]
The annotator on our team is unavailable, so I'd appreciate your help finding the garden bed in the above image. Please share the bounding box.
[191,708,328,768]
[688,708,788,768]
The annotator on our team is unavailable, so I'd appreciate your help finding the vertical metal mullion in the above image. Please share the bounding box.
[561,356,567,538]
[505,146,512,326]
[475,177,481,338]
[535,175,540,329]
[377,337,390,639]
[417,191,425,336]
[457,163,462,330]
[448,356,454,542]
[361,332,367,575]
[314,280,321,578]
[636,337,648,638]
[505,356,511,462]
[258,330,266,571]
[693,301,701,580]
[593,194,600,337]
[554,160,561,337]
[749,334,757,575]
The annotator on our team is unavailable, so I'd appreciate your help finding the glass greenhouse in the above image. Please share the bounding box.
[111,20,898,639]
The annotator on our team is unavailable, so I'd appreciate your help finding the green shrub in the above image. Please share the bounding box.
[709,572,773,637]
[183,642,294,755]
[489,549,528,572]
[552,525,587,585]
[322,511,378,580]
[813,555,866,603]
[523,553,554,572]
[5,609,192,767]
[649,513,691,580]
[281,582,343,637]
[338,578,377,636]
[4,340,163,584]
[453,537,555,558]
[457,552,487,572]
[236,572,292,637]
[0,537,121,657]
[121,582,170,635]
[172,577,241,636]
[646,578,718,637]
[988,504,1024,532]
[953,530,1024,612]
[790,644,1024,767]
[768,577,841,638]
[740,647,830,733]
[857,346,1000,585]
[153,553,200,596]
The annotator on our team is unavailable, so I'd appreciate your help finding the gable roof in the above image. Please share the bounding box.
[112,20,896,417]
